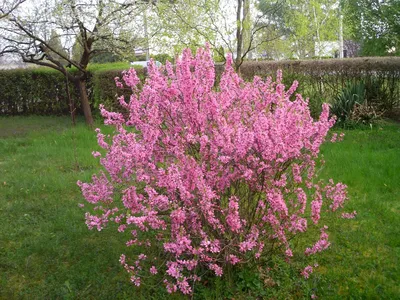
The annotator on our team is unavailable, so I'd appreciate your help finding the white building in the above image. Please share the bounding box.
[315,41,339,58]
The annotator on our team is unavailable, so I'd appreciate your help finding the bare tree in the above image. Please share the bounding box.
[0,0,151,125]
[0,0,26,19]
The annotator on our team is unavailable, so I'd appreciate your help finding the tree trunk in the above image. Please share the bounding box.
[76,79,94,126]
[242,0,251,58]
[236,0,243,72]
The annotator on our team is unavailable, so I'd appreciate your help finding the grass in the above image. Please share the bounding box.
[0,116,168,299]
[313,121,400,298]
[0,116,399,299]
[87,62,141,73]
[25,61,139,74]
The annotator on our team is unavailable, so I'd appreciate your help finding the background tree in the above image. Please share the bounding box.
[47,30,69,65]
[0,0,149,125]
[344,0,400,56]
[255,0,290,59]
[152,0,285,70]
[71,36,83,62]
[257,0,341,59]
[151,0,219,57]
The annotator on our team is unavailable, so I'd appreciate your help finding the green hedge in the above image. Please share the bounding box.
[1,58,399,117]
[0,69,79,115]
[234,57,400,117]
[0,65,145,116]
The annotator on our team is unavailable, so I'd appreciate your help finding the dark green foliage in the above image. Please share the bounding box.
[0,66,145,116]
[364,77,393,111]
[344,0,400,56]
[0,69,79,115]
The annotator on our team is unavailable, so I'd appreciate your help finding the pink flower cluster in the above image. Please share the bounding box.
[305,226,331,256]
[342,211,357,219]
[301,265,314,279]
[78,45,350,294]
[330,132,345,143]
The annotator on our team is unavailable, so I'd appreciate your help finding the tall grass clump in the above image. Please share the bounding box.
[331,82,366,125]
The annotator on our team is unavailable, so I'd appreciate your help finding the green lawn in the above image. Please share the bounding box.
[0,116,399,299]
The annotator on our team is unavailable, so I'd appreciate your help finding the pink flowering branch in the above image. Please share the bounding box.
[78,45,351,294]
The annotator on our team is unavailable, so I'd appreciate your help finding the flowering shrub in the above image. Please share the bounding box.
[78,46,351,295]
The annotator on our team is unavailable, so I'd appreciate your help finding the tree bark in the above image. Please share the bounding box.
[76,79,94,126]
[236,0,243,72]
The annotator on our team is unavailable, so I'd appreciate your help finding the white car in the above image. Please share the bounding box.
[130,60,162,68]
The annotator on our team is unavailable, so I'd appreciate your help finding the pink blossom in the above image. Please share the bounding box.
[342,211,357,219]
[209,263,223,276]
[289,216,308,233]
[138,254,147,260]
[130,276,141,286]
[226,196,242,232]
[114,77,123,88]
[166,262,181,279]
[296,188,307,214]
[292,164,302,183]
[119,254,126,265]
[228,255,241,265]
[305,226,331,256]
[118,224,127,232]
[165,281,177,294]
[177,278,192,294]
[77,173,113,204]
[285,248,293,257]
[301,265,313,279]
[122,68,140,89]
[84,212,109,231]
[311,191,323,224]
[267,189,288,216]
[177,259,198,270]
[150,266,158,275]
[92,151,101,158]
[78,45,350,295]
[325,181,348,211]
